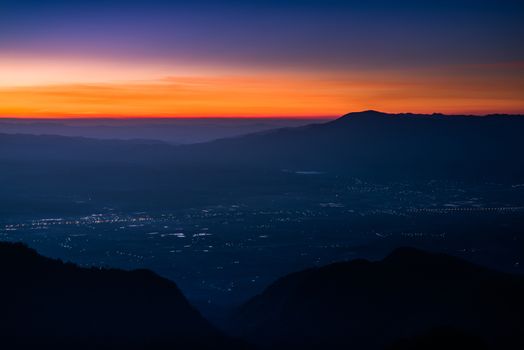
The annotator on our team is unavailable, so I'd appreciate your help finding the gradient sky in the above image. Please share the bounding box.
[1,0,523,117]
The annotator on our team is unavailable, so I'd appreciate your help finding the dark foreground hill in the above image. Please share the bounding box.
[2,241,524,350]
[230,247,524,350]
[0,242,248,350]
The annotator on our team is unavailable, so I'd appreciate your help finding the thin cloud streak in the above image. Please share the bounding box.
[1,64,523,117]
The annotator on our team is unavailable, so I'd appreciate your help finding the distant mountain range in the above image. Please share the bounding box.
[2,111,523,181]
[2,110,523,216]
[0,117,323,144]
[185,110,524,181]
[1,242,523,349]
[230,247,524,350]
[0,242,248,350]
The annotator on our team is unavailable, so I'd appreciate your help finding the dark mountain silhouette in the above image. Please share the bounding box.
[2,110,523,217]
[229,247,524,350]
[387,327,491,350]
[0,118,324,144]
[0,133,176,162]
[0,242,249,350]
[186,110,524,181]
[2,111,524,182]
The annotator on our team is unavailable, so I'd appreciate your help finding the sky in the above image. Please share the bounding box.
[0,0,523,117]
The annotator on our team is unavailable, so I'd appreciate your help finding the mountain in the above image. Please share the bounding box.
[187,110,524,181]
[0,133,176,162]
[0,242,248,350]
[2,111,524,181]
[0,118,324,144]
[229,247,524,350]
[2,111,524,217]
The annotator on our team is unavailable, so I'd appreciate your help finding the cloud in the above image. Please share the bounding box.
[0,65,522,117]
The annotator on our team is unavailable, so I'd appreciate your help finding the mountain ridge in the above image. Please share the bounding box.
[230,246,524,350]
[0,241,249,350]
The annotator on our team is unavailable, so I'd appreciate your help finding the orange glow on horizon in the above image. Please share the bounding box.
[1,57,523,118]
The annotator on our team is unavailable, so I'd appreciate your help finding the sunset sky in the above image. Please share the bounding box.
[1,0,523,118]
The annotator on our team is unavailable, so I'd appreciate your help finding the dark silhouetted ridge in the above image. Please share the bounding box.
[338,110,391,119]
[0,242,248,350]
[2,111,524,182]
[230,247,524,350]
[186,110,524,182]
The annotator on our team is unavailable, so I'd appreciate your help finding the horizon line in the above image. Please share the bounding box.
[1,110,524,120]
[0,115,338,120]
